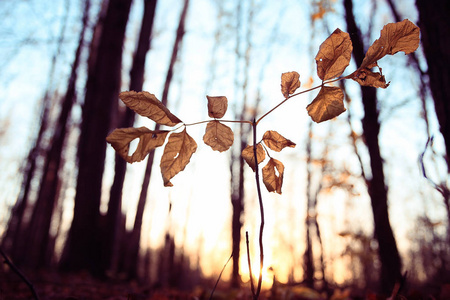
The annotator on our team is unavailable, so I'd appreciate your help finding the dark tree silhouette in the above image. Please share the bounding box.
[126,0,189,279]
[60,0,133,276]
[21,0,91,269]
[344,0,402,294]
[117,0,158,279]
[416,0,450,171]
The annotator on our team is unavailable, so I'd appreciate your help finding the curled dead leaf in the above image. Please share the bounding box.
[262,158,285,194]
[207,96,228,119]
[120,91,182,126]
[352,67,389,88]
[262,130,296,152]
[306,86,346,123]
[106,127,169,163]
[315,28,353,81]
[242,144,266,172]
[281,71,301,98]
[160,129,197,187]
[203,120,234,152]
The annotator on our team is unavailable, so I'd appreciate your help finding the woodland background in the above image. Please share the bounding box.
[0,0,449,299]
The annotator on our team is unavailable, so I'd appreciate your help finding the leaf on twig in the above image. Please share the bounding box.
[160,128,197,187]
[106,127,169,163]
[120,91,182,126]
[350,19,420,88]
[262,158,285,194]
[315,28,352,81]
[262,130,296,152]
[242,144,266,172]
[306,86,345,123]
[281,71,301,98]
[207,96,228,119]
[203,120,234,152]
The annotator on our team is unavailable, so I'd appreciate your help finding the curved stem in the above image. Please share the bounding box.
[256,77,345,125]
[251,119,264,300]
[184,119,252,127]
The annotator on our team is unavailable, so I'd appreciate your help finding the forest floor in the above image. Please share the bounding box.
[0,270,197,300]
[1,269,449,300]
[0,269,336,300]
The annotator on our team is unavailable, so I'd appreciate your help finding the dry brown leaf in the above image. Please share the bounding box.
[160,129,197,187]
[306,86,346,123]
[207,96,228,119]
[242,144,266,172]
[262,158,285,194]
[262,130,296,152]
[120,91,182,126]
[281,71,301,98]
[203,120,234,152]
[360,19,420,70]
[106,127,169,163]
[315,28,353,81]
[352,68,389,88]
[350,20,419,88]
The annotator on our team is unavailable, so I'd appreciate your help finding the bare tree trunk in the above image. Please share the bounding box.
[107,0,158,277]
[230,0,255,287]
[344,0,401,294]
[416,0,450,171]
[125,0,189,279]
[22,0,91,269]
[60,0,132,276]
[303,121,315,288]
[2,0,71,262]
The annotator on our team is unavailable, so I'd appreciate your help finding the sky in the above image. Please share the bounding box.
[0,0,447,287]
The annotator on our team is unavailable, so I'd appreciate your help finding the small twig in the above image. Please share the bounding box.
[209,251,233,300]
[246,231,255,297]
[0,247,40,300]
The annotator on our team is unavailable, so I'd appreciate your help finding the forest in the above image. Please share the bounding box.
[0,0,449,299]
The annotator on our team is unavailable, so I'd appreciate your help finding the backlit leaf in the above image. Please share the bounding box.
[360,19,420,70]
[262,158,285,194]
[262,130,296,152]
[203,120,234,152]
[242,144,265,172]
[207,96,228,119]
[350,19,419,88]
[315,28,352,81]
[106,127,168,163]
[306,86,346,123]
[160,129,197,187]
[281,71,301,98]
[120,91,182,126]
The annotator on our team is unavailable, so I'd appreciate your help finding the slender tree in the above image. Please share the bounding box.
[113,0,158,278]
[344,0,402,294]
[1,0,71,262]
[125,0,190,278]
[416,0,450,171]
[21,0,91,269]
[60,0,132,276]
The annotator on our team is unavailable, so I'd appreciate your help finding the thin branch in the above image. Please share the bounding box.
[251,120,264,300]
[209,251,233,300]
[246,231,255,296]
[0,247,40,300]
[184,119,252,127]
[255,77,344,125]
